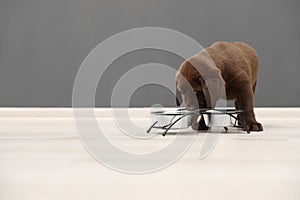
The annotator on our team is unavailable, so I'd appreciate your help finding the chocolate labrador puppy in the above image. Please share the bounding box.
[176,41,263,132]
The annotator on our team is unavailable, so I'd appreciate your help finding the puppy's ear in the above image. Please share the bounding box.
[176,87,182,106]
[201,68,225,108]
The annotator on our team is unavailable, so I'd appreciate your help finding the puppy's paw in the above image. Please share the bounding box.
[243,122,263,133]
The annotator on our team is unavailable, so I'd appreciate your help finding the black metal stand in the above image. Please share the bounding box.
[147,109,248,136]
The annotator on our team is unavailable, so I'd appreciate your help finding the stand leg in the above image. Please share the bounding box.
[146,121,158,133]
[162,114,191,136]
[162,130,168,137]
[224,127,228,133]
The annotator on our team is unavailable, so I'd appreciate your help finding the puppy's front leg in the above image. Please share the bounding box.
[190,115,209,130]
[236,84,263,132]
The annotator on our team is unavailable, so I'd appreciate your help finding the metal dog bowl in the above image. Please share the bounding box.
[150,108,192,129]
[202,110,232,127]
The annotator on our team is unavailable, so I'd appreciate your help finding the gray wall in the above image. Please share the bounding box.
[0,0,299,107]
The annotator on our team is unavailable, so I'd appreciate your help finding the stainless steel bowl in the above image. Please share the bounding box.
[151,108,191,129]
[202,110,232,127]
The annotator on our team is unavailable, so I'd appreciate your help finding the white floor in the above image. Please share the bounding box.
[0,108,300,200]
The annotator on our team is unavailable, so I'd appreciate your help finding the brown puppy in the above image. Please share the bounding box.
[176,41,263,132]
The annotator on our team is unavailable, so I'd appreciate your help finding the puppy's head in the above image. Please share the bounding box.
[176,61,225,110]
